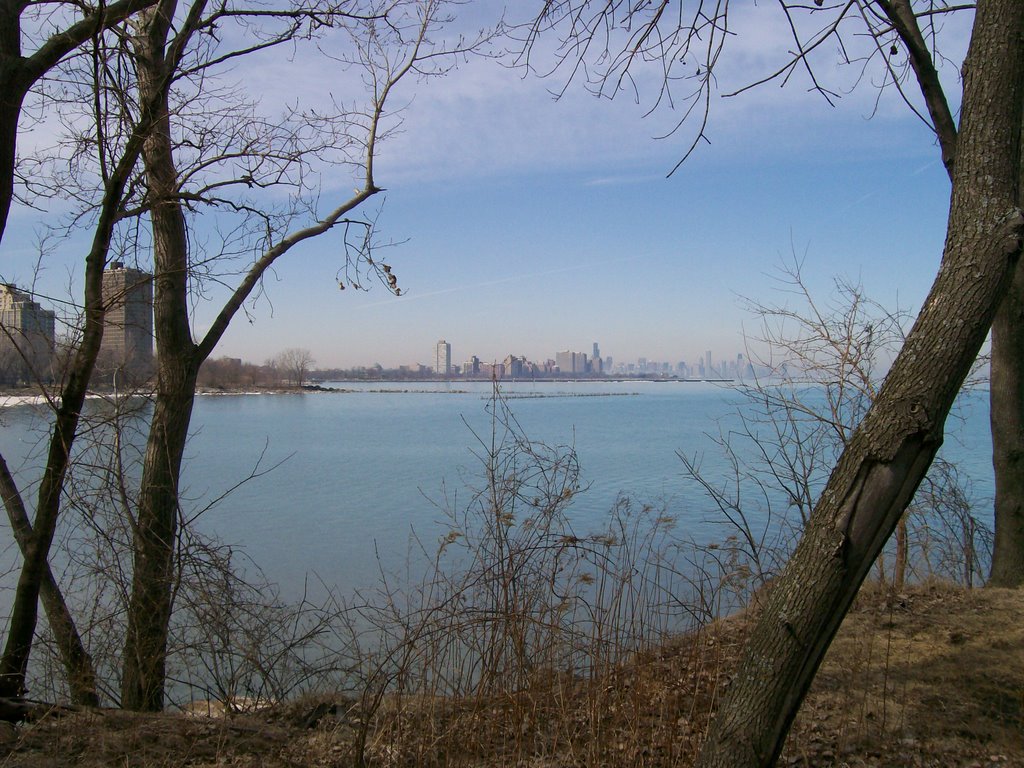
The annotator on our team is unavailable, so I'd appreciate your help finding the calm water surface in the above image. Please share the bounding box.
[0,381,994,597]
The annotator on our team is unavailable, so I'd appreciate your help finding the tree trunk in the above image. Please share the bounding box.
[0,0,26,241]
[0,458,99,704]
[0,73,25,244]
[0,0,164,696]
[695,1,1024,765]
[119,383,196,710]
[120,0,200,710]
[0,219,110,697]
[0,0,159,243]
[0,458,98,705]
[893,516,907,592]
[989,260,1024,587]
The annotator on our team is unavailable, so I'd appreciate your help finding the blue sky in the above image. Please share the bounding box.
[1,2,971,370]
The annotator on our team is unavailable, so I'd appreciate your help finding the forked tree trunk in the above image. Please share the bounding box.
[0,0,164,701]
[695,1,1024,765]
[989,262,1024,587]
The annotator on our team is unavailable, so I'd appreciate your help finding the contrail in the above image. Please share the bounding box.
[839,157,941,213]
[358,255,640,308]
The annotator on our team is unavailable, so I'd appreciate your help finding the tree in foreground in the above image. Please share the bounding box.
[1,0,491,710]
[120,0,489,711]
[0,36,173,701]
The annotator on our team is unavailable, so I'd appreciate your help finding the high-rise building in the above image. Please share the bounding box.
[593,342,600,361]
[100,261,153,380]
[435,339,451,377]
[504,355,526,378]
[556,350,589,374]
[705,350,713,378]
[0,284,56,385]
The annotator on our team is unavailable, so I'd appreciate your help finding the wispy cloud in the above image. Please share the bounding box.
[358,254,639,308]
[584,172,667,187]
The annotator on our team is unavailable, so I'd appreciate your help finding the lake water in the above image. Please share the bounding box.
[0,380,994,598]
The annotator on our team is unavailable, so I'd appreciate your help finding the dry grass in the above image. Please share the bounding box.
[3,581,1020,767]
[784,582,1023,767]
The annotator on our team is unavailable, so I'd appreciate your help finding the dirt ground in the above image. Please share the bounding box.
[1,582,1020,767]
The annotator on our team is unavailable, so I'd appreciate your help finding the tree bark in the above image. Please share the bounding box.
[989,259,1024,587]
[120,0,202,711]
[0,0,28,241]
[695,1,1024,765]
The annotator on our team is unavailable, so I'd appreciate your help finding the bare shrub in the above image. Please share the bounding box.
[677,258,991,595]
[336,385,726,766]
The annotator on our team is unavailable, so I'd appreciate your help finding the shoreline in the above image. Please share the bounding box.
[0,383,656,409]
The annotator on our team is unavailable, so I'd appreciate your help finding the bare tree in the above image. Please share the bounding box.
[708,5,1022,765]
[523,1,1022,590]
[115,0,490,711]
[683,257,988,592]
[0,36,176,700]
[275,348,315,387]
[0,0,491,710]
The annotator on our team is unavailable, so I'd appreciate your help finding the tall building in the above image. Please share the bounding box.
[435,339,451,377]
[100,261,153,379]
[705,350,713,378]
[556,350,588,374]
[504,355,525,378]
[555,350,573,373]
[0,284,56,385]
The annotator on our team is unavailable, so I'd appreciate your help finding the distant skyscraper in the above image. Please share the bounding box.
[435,339,451,377]
[705,350,713,378]
[100,261,153,380]
[555,350,589,374]
[504,355,526,378]
[593,342,600,361]
[0,283,56,385]
[555,350,573,373]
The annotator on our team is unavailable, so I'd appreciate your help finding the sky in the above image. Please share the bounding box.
[1,1,973,370]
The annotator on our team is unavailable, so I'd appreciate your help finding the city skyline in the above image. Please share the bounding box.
[0,2,968,371]
[306,339,750,380]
